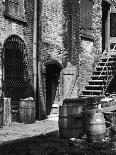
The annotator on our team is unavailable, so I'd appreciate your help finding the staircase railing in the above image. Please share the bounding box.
[98,56,110,79]
[98,52,116,94]
[98,54,111,95]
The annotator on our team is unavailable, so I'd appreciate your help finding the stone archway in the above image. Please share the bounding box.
[2,35,28,121]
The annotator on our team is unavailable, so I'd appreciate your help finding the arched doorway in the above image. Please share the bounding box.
[2,35,28,121]
[45,62,62,116]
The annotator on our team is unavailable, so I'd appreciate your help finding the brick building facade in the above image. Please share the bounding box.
[0,0,109,121]
[37,0,102,118]
[0,0,34,121]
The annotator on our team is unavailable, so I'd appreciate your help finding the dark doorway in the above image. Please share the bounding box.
[102,1,110,52]
[46,64,61,116]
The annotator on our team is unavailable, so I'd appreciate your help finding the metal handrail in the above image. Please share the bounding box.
[99,52,116,94]
[98,53,111,95]
[98,56,110,79]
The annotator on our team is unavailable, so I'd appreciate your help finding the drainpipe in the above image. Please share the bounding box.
[33,0,38,117]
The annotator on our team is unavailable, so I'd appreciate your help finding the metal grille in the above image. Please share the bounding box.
[2,35,28,111]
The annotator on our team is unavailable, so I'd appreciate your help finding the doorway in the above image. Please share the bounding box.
[46,63,61,116]
[3,35,28,121]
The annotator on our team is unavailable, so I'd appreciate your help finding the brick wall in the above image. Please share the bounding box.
[38,0,103,104]
[67,0,103,97]
[92,0,102,65]
[0,0,34,98]
[38,0,69,65]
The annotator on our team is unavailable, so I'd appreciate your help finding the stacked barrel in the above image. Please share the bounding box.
[59,96,107,143]
[59,98,84,139]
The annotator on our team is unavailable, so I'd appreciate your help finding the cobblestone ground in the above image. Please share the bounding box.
[0,131,115,155]
[0,116,116,155]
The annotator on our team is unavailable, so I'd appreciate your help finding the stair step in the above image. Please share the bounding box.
[99,61,116,66]
[91,75,112,80]
[83,90,103,95]
[88,80,106,85]
[91,75,106,79]
[85,85,104,90]
[93,71,113,75]
[89,80,105,83]
[80,95,103,97]
[96,66,114,71]
[83,90,102,93]
[101,57,116,62]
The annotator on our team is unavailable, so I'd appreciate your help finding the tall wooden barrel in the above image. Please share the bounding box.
[19,99,35,124]
[59,98,84,138]
[84,112,106,142]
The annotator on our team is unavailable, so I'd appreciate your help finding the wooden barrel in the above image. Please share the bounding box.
[59,98,84,138]
[19,99,35,124]
[84,112,106,142]
[79,95,104,112]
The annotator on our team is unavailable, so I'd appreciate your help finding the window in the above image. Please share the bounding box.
[4,0,26,22]
[110,13,116,37]
[80,0,94,39]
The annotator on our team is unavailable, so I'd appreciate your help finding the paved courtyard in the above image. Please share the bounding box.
[0,115,58,146]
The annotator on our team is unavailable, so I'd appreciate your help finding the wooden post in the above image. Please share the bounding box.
[3,97,11,126]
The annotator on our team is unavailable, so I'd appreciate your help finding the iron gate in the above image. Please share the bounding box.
[2,35,28,120]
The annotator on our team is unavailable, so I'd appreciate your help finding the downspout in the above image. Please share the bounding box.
[33,0,38,118]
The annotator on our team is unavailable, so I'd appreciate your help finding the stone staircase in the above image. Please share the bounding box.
[82,55,116,96]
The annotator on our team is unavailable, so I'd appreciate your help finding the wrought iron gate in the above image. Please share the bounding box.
[2,35,28,120]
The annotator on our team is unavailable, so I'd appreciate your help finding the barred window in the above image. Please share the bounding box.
[4,0,26,22]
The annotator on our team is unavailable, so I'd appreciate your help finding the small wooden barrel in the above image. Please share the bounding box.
[19,99,35,124]
[84,112,106,142]
[59,98,84,138]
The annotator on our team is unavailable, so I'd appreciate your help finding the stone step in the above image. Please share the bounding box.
[91,75,112,80]
[85,85,104,90]
[80,94,104,97]
[93,70,113,75]
[83,90,103,95]
[101,57,116,62]
[88,80,105,85]
[96,66,114,71]
[91,75,107,79]
[99,61,116,66]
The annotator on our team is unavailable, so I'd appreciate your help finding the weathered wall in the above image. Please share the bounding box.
[39,0,68,65]
[0,0,34,97]
[92,0,102,65]
[39,0,103,101]
[70,0,102,97]
[38,0,103,116]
